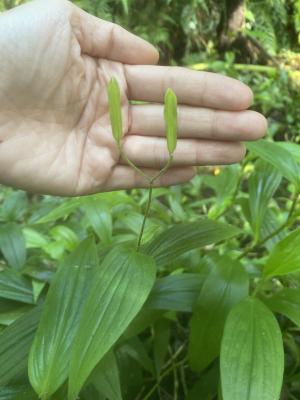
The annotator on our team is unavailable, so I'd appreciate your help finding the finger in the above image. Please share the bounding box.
[129,105,267,141]
[104,166,195,191]
[125,65,253,110]
[122,136,246,168]
[71,5,159,64]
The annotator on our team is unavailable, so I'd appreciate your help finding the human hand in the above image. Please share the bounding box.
[0,0,267,196]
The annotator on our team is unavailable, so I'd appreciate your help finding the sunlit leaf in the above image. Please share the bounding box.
[35,198,82,224]
[28,239,98,399]
[23,228,48,249]
[246,140,300,188]
[82,198,112,244]
[277,141,300,163]
[263,227,300,277]
[68,246,156,400]
[248,161,281,241]
[49,225,79,251]
[221,297,284,400]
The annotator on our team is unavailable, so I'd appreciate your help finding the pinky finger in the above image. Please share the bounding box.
[103,166,196,191]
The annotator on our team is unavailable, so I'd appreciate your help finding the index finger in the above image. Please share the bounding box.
[124,65,253,111]
[71,5,159,65]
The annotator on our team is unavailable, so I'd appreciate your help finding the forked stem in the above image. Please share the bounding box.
[118,145,150,182]
[136,156,174,250]
[118,143,174,250]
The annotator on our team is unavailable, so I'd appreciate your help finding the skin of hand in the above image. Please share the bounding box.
[0,0,267,196]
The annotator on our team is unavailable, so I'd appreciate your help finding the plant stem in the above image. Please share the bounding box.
[136,155,174,250]
[119,146,151,182]
[119,141,174,250]
[141,357,188,400]
[237,189,299,260]
[151,156,174,183]
[137,183,153,250]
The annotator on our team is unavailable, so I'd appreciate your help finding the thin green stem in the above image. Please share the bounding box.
[142,357,188,400]
[137,183,153,250]
[151,155,174,183]
[118,142,174,251]
[119,146,151,182]
[287,188,299,223]
[179,363,188,398]
[136,155,174,251]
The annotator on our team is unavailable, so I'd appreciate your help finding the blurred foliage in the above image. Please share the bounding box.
[0,0,300,399]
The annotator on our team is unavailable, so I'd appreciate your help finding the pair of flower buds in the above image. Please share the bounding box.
[107,78,178,157]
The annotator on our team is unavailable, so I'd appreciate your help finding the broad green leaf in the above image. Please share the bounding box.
[42,241,65,261]
[0,269,34,304]
[32,280,46,303]
[0,306,41,387]
[0,385,38,400]
[263,288,300,327]
[246,140,300,188]
[277,141,300,163]
[143,220,241,267]
[0,224,26,270]
[122,309,162,340]
[49,225,79,251]
[121,337,153,374]
[108,78,123,146]
[221,297,284,400]
[0,302,32,326]
[248,161,281,241]
[260,208,285,250]
[23,228,48,249]
[68,246,156,400]
[164,88,178,155]
[36,198,82,224]
[89,351,122,400]
[263,227,300,277]
[188,256,249,372]
[28,238,98,399]
[83,199,112,244]
[187,363,219,400]
[1,191,28,222]
[116,346,144,400]
[207,165,240,219]
[146,273,204,312]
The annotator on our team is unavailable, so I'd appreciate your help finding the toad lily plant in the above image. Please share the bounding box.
[107,77,178,249]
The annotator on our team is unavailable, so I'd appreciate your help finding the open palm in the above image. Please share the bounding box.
[0,0,267,196]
